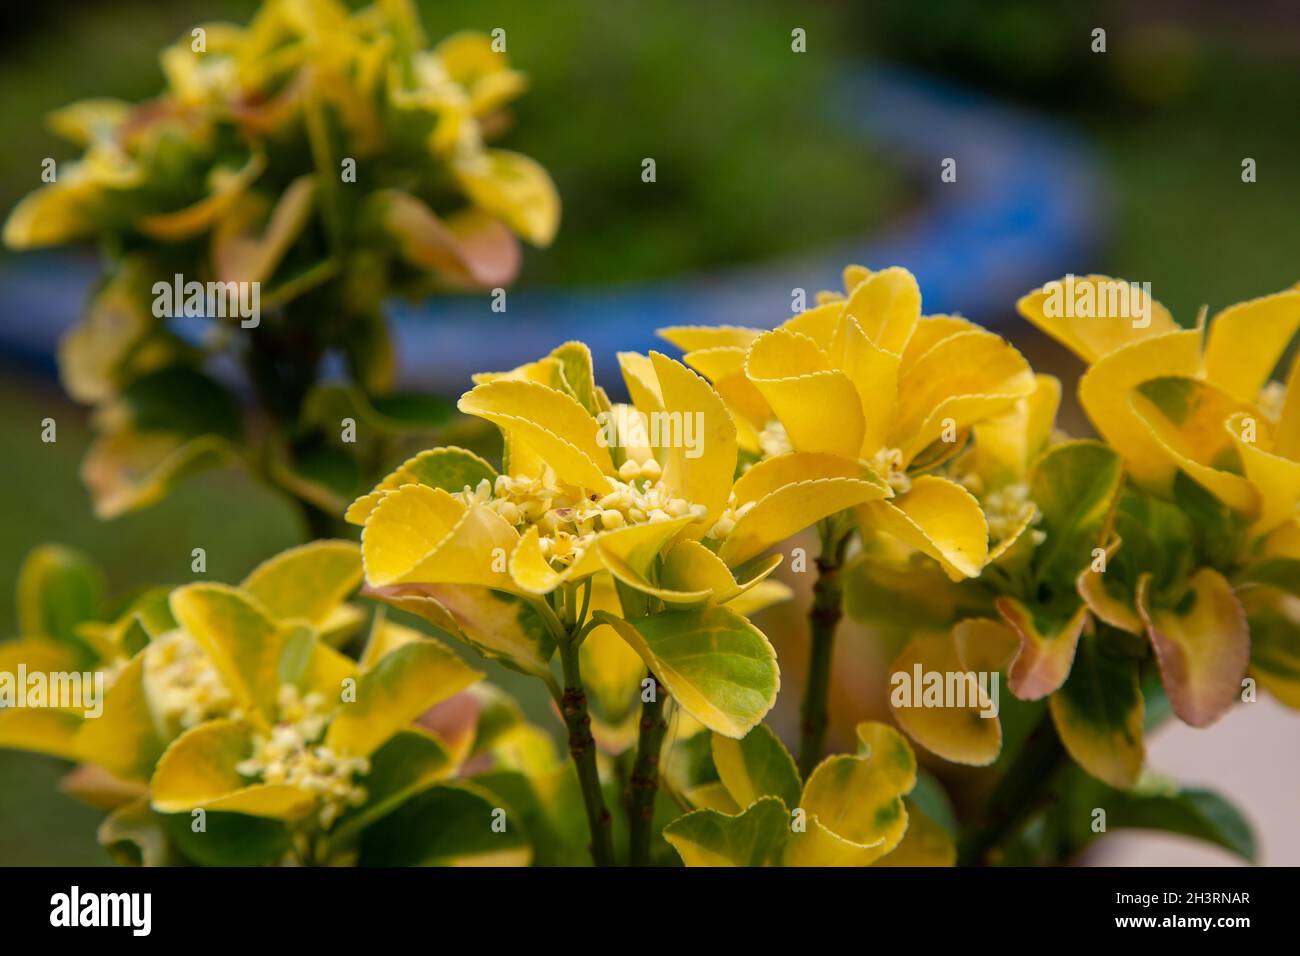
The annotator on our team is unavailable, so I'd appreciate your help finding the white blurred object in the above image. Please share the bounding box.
[1090,696,1299,866]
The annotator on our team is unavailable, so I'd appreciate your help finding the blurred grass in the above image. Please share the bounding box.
[0,0,903,287]
[0,363,302,864]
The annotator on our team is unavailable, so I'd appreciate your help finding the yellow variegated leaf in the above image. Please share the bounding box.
[617,351,665,414]
[46,98,130,146]
[212,175,316,284]
[579,575,647,736]
[891,329,1035,461]
[138,150,266,240]
[723,478,890,568]
[75,651,162,781]
[362,485,518,589]
[861,475,989,580]
[346,447,497,524]
[1275,350,1300,461]
[1077,539,1143,634]
[827,314,900,454]
[0,707,83,761]
[365,583,556,679]
[1202,290,1300,404]
[168,584,283,725]
[780,301,843,349]
[724,579,794,617]
[1017,275,1178,362]
[889,620,1014,766]
[711,724,802,810]
[1129,376,1260,515]
[454,148,559,247]
[458,379,613,491]
[899,314,979,375]
[1137,569,1249,728]
[0,639,86,678]
[327,639,483,757]
[650,351,738,534]
[746,328,865,458]
[971,374,1062,485]
[878,798,956,866]
[663,796,791,866]
[593,606,779,738]
[684,781,741,813]
[998,597,1089,700]
[151,719,314,819]
[659,325,764,352]
[1229,413,1300,537]
[1049,631,1145,789]
[58,271,154,404]
[841,265,921,354]
[1078,330,1203,490]
[240,540,362,625]
[593,515,706,601]
[784,725,915,867]
[81,431,236,520]
[377,189,521,288]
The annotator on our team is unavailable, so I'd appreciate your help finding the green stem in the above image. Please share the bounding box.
[558,637,615,866]
[627,672,668,866]
[797,524,849,778]
[956,711,1069,866]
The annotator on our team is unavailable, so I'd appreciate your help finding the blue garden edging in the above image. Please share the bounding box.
[0,65,1103,393]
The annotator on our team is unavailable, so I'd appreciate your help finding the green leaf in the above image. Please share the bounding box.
[1031,440,1123,591]
[1049,630,1145,789]
[1106,788,1256,862]
[1236,558,1300,599]
[472,766,593,867]
[662,795,790,866]
[1110,488,1194,596]
[332,729,455,842]
[711,724,801,810]
[304,383,453,438]
[161,810,292,867]
[16,545,104,658]
[358,782,532,866]
[114,365,242,440]
[593,606,779,738]
[1173,471,1248,569]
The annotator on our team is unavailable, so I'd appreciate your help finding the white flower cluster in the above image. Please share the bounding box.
[145,631,240,731]
[869,446,913,494]
[236,685,370,830]
[981,481,1043,546]
[455,460,708,566]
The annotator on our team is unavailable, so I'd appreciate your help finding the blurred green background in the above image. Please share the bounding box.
[2,0,1298,864]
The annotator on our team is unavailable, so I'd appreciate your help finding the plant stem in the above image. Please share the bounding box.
[627,673,668,866]
[797,523,849,778]
[956,711,1069,866]
[558,637,615,866]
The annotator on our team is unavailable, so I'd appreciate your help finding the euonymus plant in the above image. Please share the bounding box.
[2,0,1296,863]
[2,0,559,534]
[8,266,1294,865]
